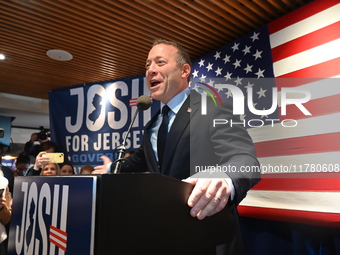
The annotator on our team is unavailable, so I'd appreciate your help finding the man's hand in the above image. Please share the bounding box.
[183,178,230,220]
[93,155,112,174]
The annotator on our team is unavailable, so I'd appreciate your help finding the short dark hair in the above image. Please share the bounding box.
[59,162,75,174]
[152,39,192,70]
[16,152,31,164]
[40,141,57,152]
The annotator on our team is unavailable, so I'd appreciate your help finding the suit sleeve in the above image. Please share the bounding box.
[110,137,149,173]
[208,100,261,205]
[110,117,159,174]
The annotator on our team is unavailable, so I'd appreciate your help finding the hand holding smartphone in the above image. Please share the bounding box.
[44,153,64,163]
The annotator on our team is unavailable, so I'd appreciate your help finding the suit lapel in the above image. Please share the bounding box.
[162,91,201,174]
[143,109,161,173]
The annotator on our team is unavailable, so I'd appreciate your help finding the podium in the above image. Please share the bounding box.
[8,173,231,255]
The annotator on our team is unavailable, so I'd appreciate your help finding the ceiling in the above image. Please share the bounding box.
[0,0,312,129]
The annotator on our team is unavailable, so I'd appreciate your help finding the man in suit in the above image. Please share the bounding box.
[95,39,261,254]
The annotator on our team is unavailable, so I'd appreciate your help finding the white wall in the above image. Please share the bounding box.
[0,93,50,130]
[11,127,41,144]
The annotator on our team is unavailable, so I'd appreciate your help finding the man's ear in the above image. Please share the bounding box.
[181,63,191,79]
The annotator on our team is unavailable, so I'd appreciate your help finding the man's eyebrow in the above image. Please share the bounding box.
[147,56,164,61]
[146,56,163,65]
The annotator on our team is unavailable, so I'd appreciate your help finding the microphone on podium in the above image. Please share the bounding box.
[112,95,152,174]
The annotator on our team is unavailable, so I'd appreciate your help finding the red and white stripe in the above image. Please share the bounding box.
[239,0,340,227]
[129,96,152,107]
[49,225,67,252]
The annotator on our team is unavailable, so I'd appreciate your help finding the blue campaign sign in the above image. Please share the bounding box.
[48,74,160,173]
[8,176,97,255]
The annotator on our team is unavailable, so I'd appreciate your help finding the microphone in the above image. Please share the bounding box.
[136,95,152,110]
[112,95,152,174]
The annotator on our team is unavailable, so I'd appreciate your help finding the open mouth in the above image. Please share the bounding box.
[151,80,161,87]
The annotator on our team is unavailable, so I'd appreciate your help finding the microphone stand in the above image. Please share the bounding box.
[112,108,140,174]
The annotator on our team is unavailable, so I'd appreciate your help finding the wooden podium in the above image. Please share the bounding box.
[8,173,231,255]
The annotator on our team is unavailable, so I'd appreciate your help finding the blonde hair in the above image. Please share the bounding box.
[40,163,60,176]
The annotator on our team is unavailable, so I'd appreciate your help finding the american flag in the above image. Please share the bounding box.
[190,0,340,227]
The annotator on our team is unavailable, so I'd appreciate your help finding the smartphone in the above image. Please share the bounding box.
[44,153,64,163]
[0,188,4,197]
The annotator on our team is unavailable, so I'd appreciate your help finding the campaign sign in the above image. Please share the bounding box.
[8,176,97,255]
[49,75,160,173]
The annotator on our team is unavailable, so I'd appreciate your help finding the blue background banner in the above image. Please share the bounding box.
[49,74,159,173]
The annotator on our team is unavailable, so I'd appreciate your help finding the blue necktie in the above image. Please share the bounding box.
[157,105,170,169]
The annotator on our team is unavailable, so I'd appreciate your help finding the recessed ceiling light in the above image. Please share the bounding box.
[46,49,73,61]
[0,54,6,60]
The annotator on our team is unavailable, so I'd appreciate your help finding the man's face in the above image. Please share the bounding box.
[145,44,189,104]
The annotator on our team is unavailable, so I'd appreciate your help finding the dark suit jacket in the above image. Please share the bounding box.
[116,90,261,254]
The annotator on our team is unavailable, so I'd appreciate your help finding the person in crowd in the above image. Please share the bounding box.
[0,174,12,254]
[59,163,75,175]
[25,141,58,176]
[25,135,57,164]
[24,130,49,158]
[40,163,60,176]
[94,39,261,254]
[80,165,94,174]
[13,152,31,176]
[0,145,14,194]
[39,141,57,153]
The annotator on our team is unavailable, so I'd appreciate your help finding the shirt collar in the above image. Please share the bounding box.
[162,88,190,114]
